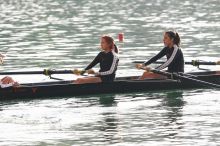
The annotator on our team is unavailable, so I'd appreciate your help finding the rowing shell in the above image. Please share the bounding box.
[0,70,219,100]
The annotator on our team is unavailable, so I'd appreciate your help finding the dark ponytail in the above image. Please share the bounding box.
[113,44,119,54]
[165,31,181,47]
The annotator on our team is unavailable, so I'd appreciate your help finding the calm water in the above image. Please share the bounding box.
[0,0,220,145]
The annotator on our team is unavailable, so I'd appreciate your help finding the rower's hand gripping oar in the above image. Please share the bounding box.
[138,66,220,88]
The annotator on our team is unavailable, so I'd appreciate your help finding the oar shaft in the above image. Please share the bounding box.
[150,69,220,88]
[133,60,218,66]
[0,69,74,75]
[0,71,44,75]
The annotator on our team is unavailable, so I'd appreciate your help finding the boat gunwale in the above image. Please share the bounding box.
[1,70,219,89]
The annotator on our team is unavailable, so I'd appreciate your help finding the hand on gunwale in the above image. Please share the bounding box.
[142,66,151,72]
[135,64,144,69]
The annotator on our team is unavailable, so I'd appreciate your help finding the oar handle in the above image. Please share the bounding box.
[191,60,217,66]
[43,69,75,75]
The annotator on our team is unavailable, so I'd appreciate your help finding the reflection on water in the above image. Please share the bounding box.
[93,92,186,144]
[162,91,185,138]
[163,91,184,119]
[0,90,220,145]
[99,95,116,107]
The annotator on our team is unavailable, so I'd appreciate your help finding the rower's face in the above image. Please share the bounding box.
[163,33,173,47]
[101,38,110,51]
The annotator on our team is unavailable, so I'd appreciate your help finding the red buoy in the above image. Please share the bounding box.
[118,33,124,42]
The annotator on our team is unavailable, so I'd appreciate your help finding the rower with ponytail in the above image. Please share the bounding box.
[136,30,184,80]
[75,35,119,84]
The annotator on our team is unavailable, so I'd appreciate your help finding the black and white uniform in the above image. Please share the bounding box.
[144,45,184,72]
[84,51,119,82]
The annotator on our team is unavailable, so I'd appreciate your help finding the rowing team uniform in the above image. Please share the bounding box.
[84,51,119,82]
[144,45,184,73]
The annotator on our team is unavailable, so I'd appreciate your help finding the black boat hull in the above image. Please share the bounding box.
[0,71,219,100]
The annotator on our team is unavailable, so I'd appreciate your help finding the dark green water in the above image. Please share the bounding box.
[0,0,220,145]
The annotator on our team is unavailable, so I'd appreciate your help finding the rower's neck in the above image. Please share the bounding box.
[168,42,175,49]
[104,50,111,53]
[168,45,174,49]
